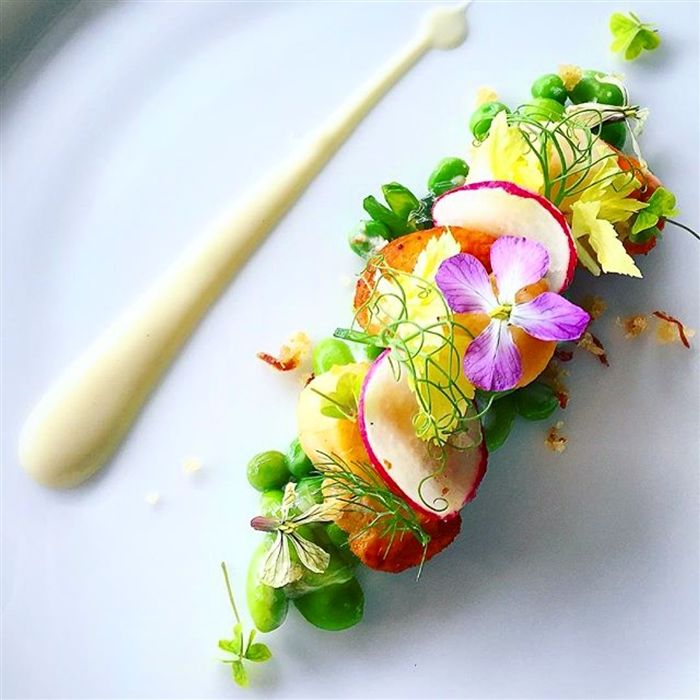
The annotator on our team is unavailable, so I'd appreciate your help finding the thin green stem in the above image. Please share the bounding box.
[220,562,241,625]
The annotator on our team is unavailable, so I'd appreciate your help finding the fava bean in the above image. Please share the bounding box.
[531,73,567,105]
[247,540,289,632]
[313,338,354,375]
[469,101,510,141]
[427,157,470,195]
[293,577,364,631]
[247,451,290,492]
[287,438,314,480]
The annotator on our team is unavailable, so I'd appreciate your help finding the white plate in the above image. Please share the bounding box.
[2,2,698,698]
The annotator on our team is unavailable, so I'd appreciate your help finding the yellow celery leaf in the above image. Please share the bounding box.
[467,111,544,193]
[572,201,641,278]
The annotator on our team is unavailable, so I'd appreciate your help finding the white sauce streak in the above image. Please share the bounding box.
[19,3,471,488]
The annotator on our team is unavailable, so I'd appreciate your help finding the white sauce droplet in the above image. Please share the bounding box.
[18,3,471,489]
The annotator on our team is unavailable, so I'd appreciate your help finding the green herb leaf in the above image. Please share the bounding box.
[245,643,273,663]
[609,12,660,61]
[312,372,362,421]
[231,659,249,687]
[218,638,242,655]
[381,182,420,221]
[514,382,559,421]
[483,395,517,451]
[631,187,679,234]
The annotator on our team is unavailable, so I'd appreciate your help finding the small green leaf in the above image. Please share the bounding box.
[246,628,257,654]
[632,187,679,234]
[231,659,249,687]
[381,182,420,221]
[610,11,660,61]
[245,643,273,663]
[218,638,242,655]
[514,383,559,421]
[320,405,350,420]
[483,395,517,452]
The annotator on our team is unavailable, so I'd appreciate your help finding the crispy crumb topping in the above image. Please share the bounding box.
[545,421,568,453]
[653,311,694,348]
[577,331,609,366]
[580,295,608,321]
[558,64,583,92]
[617,314,649,339]
[475,86,499,106]
[257,331,312,371]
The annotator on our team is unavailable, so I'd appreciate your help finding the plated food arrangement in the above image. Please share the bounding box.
[222,53,695,684]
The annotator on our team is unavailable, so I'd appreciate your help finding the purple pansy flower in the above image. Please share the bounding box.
[435,236,590,392]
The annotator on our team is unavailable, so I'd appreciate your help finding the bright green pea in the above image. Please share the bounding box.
[521,97,565,122]
[531,74,567,105]
[514,382,559,421]
[259,489,284,518]
[570,76,625,106]
[295,475,324,510]
[326,522,360,567]
[247,450,290,492]
[483,395,517,452]
[381,182,420,221]
[427,157,470,195]
[313,338,354,375]
[469,101,510,141]
[293,578,364,631]
[287,438,314,480]
[247,540,289,632]
[596,121,627,150]
[348,220,390,259]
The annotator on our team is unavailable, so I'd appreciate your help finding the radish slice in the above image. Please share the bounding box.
[432,180,577,292]
[358,350,487,520]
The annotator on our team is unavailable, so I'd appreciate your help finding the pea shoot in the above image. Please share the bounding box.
[218,562,272,688]
[610,12,660,61]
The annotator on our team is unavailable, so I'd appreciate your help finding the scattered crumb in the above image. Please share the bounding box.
[475,86,499,106]
[257,331,312,371]
[558,64,583,92]
[541,360,570,409]
[653,311,694,348]
[183,457,202,475]
[580,295,608,321]
[339,275,353,288]
[577,331,609,366]
[545,421,568,453]
[617,314,648,339]
[145,492,161,506]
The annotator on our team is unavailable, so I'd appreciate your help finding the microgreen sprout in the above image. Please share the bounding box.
[218,562,272,688]
[610,12,660,61]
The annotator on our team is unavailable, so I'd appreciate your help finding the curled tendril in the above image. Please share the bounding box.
[351,260,484,511]
[505,105,646,206]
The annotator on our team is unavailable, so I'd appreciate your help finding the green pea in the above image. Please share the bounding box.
[295,475,324,510]
[514,382,559,421]
[247,450,290,492]
[326,522,360,567]
[287,438,314,480]
[483,394,517,452]
[381,182,420,221]
[247,540,289,632]
[596,121,627,150]
[469,101,510,141]
[531,74,567,105]
[259,489,284,518]
[570,76,625,106]
[348,220,390,259]
[521,97,565,122]
[628,226,660,244]
[365,344,385,361]
[363,195,413,238]
[312,338,354,375]
[294,578,364,631]
[427,157,470,196]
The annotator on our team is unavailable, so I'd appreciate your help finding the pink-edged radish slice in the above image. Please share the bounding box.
[358,350,487,520]
[432,180,577,292]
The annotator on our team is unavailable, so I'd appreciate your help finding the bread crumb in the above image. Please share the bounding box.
[558,64,583,92]
[580,295,607,321]
[145,492,161,506]
[545,421,568,453]
[183,457,202,474]
[653,311,694,348]
[257,331,312,371]
[577,331,609,366]
[617,314,648,339]
[475,86,499,106]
